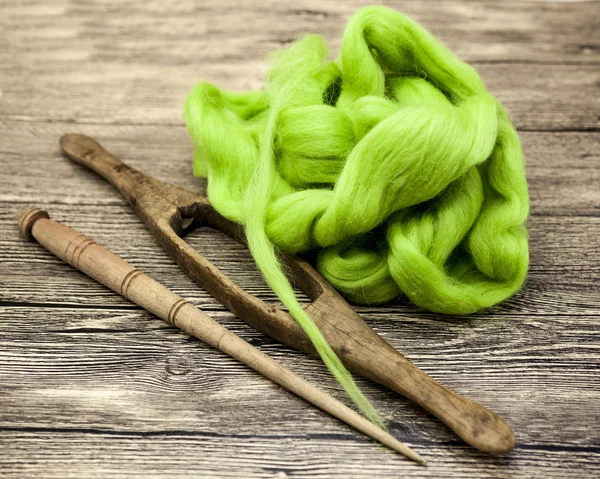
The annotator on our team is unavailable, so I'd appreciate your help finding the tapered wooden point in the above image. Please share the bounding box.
[387,437,426,465]
[368,425,426,464]
[389,438,426,465]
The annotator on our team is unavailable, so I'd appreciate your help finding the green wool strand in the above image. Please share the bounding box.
[184,6,529,423]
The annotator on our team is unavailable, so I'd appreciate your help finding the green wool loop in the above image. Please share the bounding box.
[184,6,529,423]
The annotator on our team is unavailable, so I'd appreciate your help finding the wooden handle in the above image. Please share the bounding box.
[17,208,426,465]
[60,133,516,455]
[59,134,126,186]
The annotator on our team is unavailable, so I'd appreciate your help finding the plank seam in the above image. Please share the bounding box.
[0,426,598,455]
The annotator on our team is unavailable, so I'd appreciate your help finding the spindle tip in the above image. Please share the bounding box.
[408,450,427,466]
[388,437,427,465]
[17,208,50,240]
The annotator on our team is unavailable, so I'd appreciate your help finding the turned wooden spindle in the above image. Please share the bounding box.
[17,208,426,465]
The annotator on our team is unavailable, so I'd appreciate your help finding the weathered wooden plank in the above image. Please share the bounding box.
[0,431,598,479]
[0,304,598,445]
[0,61,597,132]
[0,1,598,130]
[2,0,598,66]
[1,206,599,317]
[0,122,598,216]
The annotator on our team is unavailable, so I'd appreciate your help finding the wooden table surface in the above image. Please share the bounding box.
[1,1,599,477]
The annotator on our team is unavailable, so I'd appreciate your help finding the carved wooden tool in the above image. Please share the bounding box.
[17,207,425,464]
[59,133,516,455]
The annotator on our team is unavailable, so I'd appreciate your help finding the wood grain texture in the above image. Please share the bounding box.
[0,0,599,478]
[0,1,599,131]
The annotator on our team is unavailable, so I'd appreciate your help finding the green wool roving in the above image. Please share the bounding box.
[185,6,529,422]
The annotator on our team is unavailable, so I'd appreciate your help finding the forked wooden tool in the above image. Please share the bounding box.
[17,208,425,464]
[59,133,516,455]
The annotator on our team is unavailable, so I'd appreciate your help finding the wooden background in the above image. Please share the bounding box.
[1,0,599,477]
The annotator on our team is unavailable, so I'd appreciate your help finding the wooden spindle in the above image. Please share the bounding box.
[17,208,426,465]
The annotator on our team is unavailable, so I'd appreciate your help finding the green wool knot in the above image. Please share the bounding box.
[185,6,529,423]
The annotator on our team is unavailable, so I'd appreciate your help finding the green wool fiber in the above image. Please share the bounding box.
[184,6,529,423]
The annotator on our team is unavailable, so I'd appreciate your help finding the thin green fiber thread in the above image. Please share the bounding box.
[184,6,529,423]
